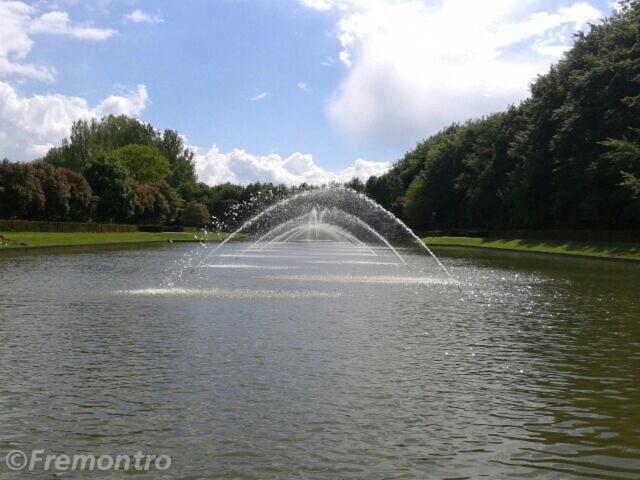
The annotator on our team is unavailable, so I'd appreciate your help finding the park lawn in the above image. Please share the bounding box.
[0,231,231,250]
[423,236,640,261]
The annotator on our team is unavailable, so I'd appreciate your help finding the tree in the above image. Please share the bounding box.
[0,160,46,219]
[36,164,72,221]
[345,177,365,192]
[43,116,159,172]
[134,183,171,224]
[601,133,640,222]
[362,1,640,230]
[63,168,94,221]
[601,134,640,198]
[108,145,171,184]
[403,174,431,229]
[364,173,404,210]
[159,129,198,194]
[0,159,5,194]
[93,115,157,150]
[84,157,136,223]
[157,182,183,223]
[42,116,199,194]
[180,202,210,227]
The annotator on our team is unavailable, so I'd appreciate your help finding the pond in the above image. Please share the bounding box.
[0,242,638,479]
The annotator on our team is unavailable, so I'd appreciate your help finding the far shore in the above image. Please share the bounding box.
[2,231,639,262]
[0,231,232,255]
[424,236,640,262]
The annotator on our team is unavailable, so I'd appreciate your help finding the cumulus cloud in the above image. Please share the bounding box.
[297,82,311,92]
[194,145,390,186]
[301,0,603,144]
[30,11,116,40]
[0,58,54,83]
[300,0,334,11]
[0,82,149,161]
[123,9,164,24]
[94,85,149,117]
[0,76,382,185]
[0,1,115,83]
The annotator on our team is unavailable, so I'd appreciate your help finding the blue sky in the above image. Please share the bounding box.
[0,0,618,184]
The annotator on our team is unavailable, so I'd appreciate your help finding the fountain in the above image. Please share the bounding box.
[185,187,458,285]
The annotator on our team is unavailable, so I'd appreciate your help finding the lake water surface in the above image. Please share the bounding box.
[0,242,638,479]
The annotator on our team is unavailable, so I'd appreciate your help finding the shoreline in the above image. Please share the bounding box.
[2,232,639,262]
[423,236,640,262]
[0,232,231,256]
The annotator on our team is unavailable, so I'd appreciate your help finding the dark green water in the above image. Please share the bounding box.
[0,243,638,479]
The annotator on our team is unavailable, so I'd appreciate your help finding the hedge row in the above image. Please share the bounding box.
[138,225,198,233]
[423,229,640,244]
[0,219,138,233]
[0,219,202,233]
[489,230,640,243]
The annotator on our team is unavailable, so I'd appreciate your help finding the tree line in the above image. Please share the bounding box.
[0,116,310,228]
[364,0,640,231]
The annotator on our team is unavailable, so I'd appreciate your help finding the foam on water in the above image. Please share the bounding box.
[262,275,454,286]
[305,260,402,266]
[118,288,342,299]
[200,264,298,270]
[216,253,377,259]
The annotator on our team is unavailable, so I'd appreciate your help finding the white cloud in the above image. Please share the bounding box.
[123,9,164,24]
[0,1,53,82]
[0,57,54,83]
[0,82,149,161]
[301,0,603,144]
[94,85,149,117]
[194,145,390,186]
[297,82,311,92]
[300,0,334,11]
[30,11,116,40]
[0,77,382,186]
[0,1,35,59]
[248,92,268,101]
[0,1,115,83]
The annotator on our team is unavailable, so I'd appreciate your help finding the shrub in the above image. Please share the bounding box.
[179,202,210,227]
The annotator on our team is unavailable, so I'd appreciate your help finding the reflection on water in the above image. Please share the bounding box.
[305,260,403,266]
[0,242,638,479]
[200,264,298,270]
[120,287,342,299]
[262,274,453,285]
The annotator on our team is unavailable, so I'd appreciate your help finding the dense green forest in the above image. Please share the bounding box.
[365,0,640,230]
[0,115,302,229]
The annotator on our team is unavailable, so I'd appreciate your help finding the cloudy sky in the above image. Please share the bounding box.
[0,0,615,185]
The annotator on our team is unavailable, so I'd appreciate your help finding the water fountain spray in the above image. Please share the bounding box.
[188,187,459,286]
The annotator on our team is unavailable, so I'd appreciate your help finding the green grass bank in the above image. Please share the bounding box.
[423,236,640,261]
[0,231,230,252]
[2,230,639,261]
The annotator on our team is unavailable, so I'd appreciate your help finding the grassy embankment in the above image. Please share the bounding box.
[423,236,640,261]
[2,231,638,261]
[0,231,231,250]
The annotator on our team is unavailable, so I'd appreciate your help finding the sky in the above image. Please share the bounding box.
[0,0,619,185]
